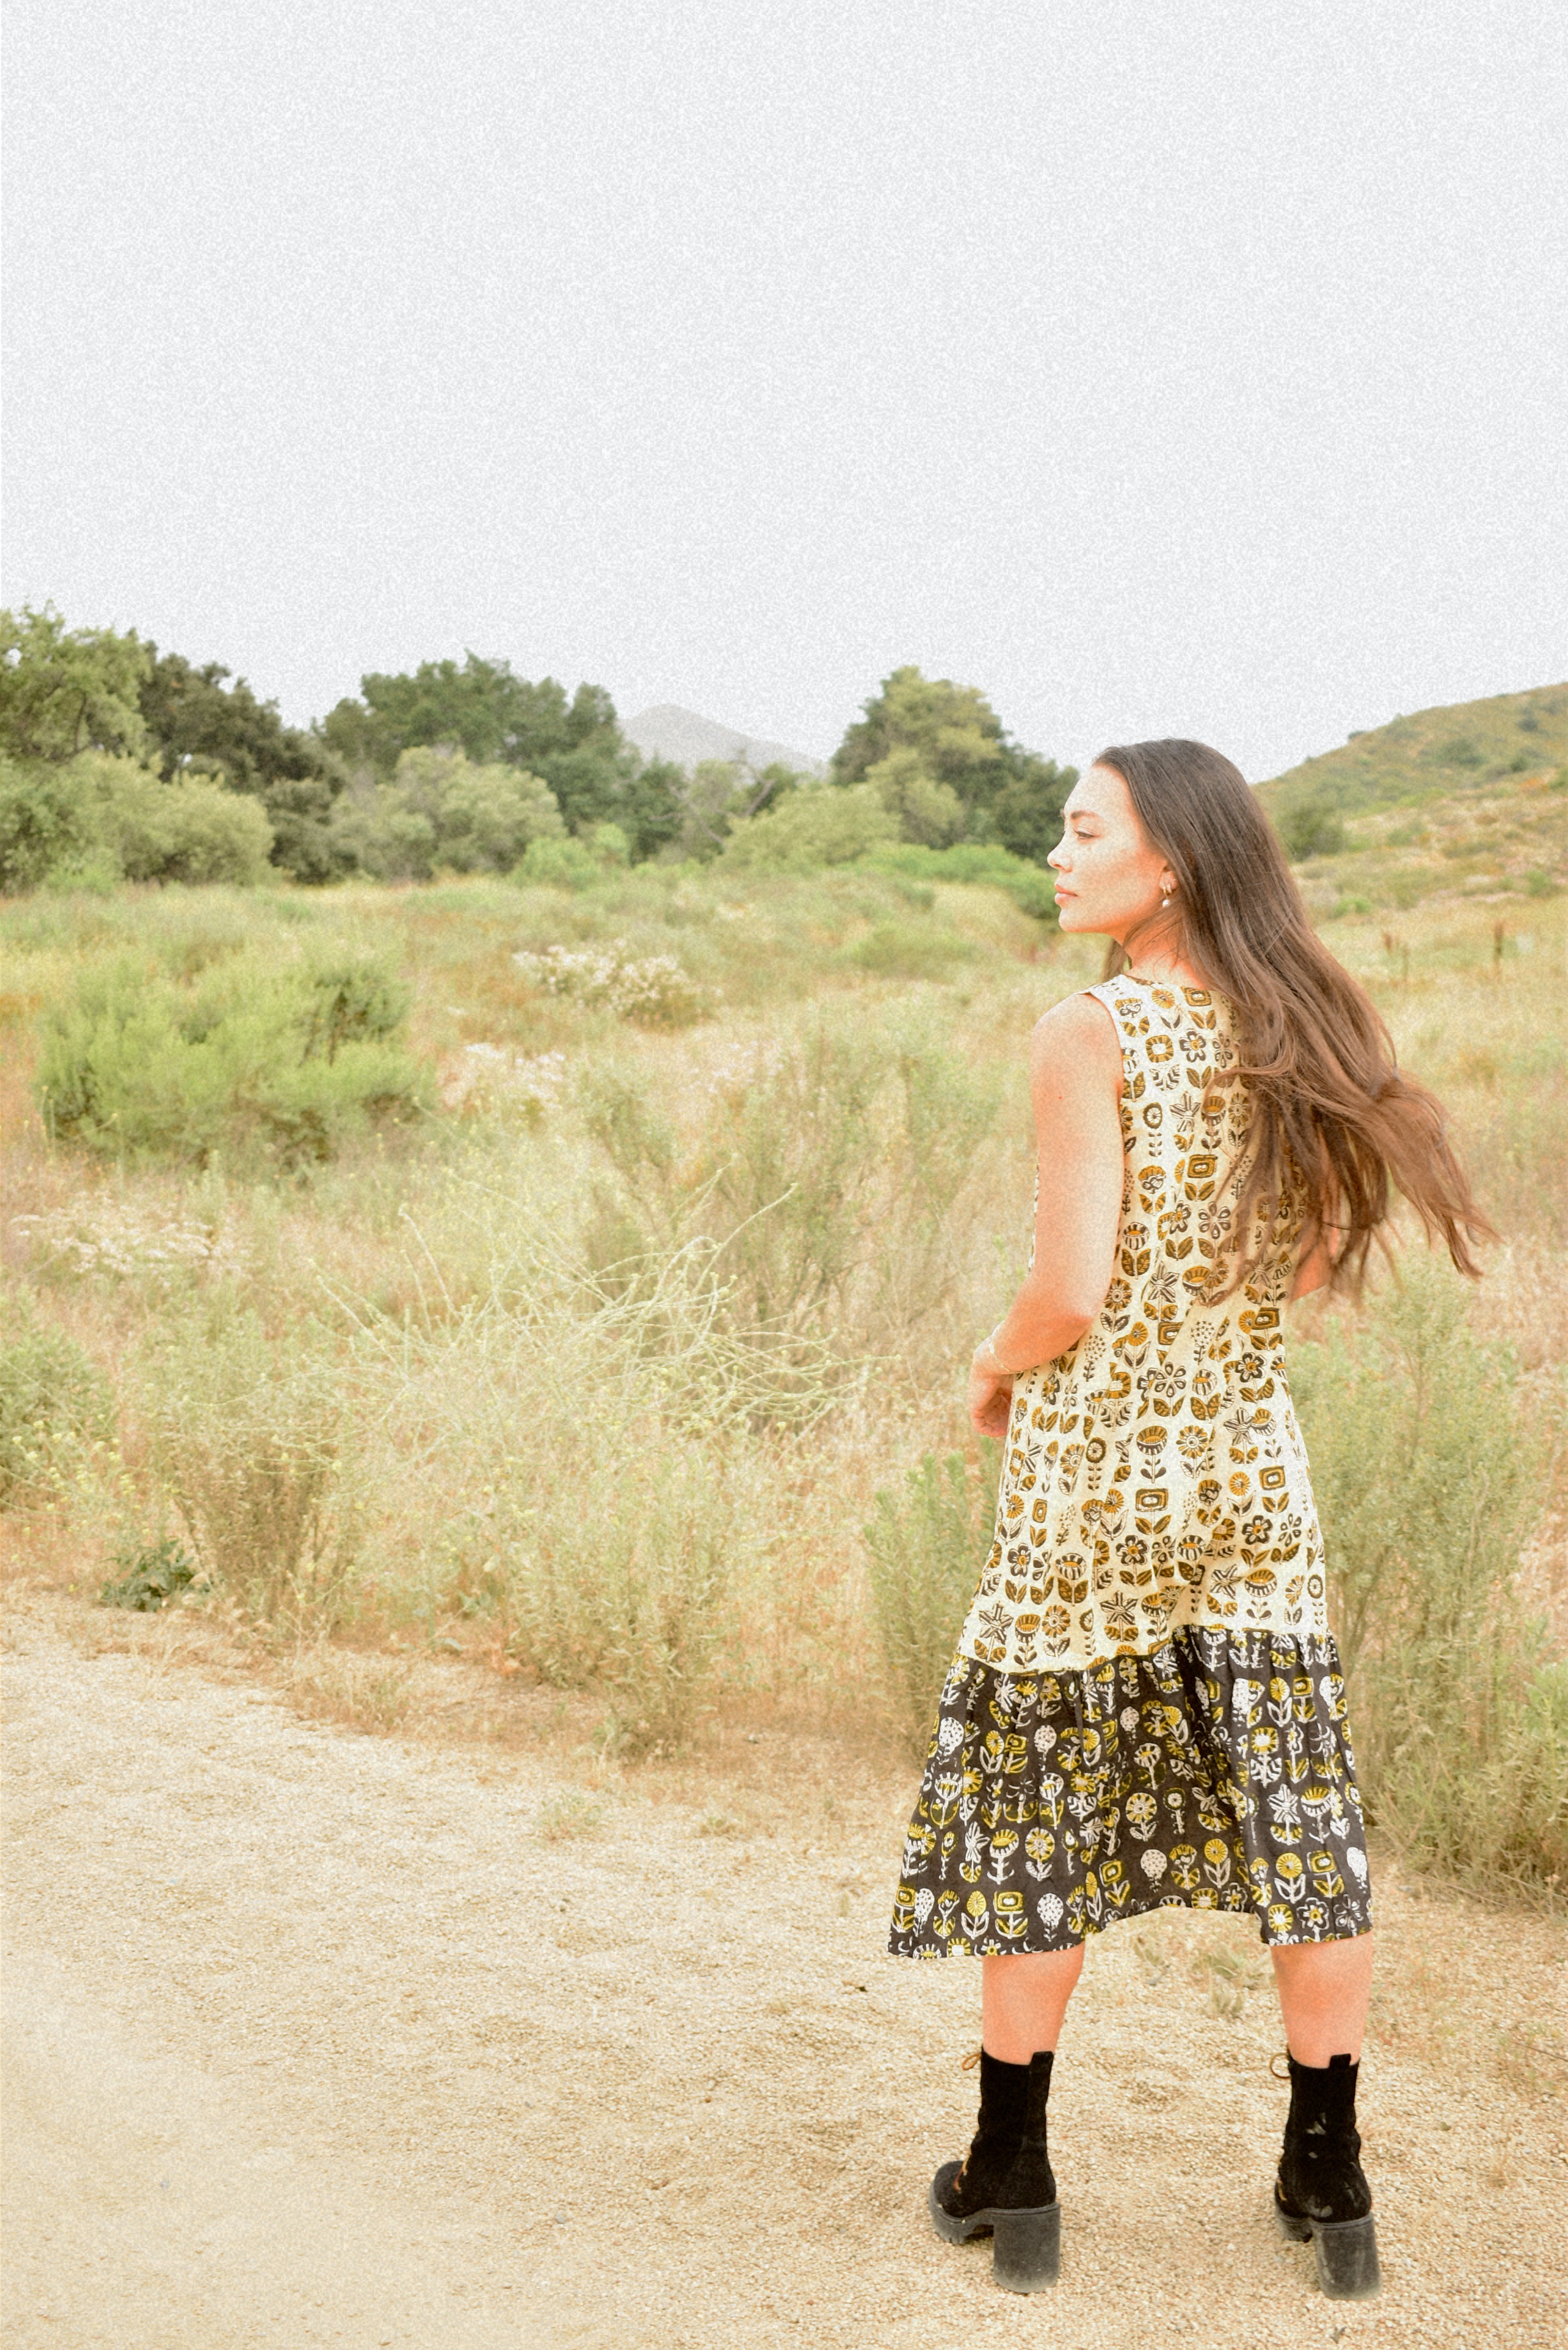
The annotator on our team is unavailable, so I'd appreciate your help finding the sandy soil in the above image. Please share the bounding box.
[3,1594,1565,2350]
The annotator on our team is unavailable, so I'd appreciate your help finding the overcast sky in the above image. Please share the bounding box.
[5,2,1565,780]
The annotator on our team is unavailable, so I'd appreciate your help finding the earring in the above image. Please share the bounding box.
[1161,893,1171,908]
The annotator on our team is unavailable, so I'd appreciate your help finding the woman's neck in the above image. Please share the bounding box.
[1117,941,1209,987]
[1116,906,1206,987]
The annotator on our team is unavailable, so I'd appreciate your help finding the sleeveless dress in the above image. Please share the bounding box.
[888,976,1372,1957]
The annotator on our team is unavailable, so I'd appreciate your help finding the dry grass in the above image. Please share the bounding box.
[3,874,1565,1900]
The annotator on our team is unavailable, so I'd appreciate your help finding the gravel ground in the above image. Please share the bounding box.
[3,1595,1565,2350]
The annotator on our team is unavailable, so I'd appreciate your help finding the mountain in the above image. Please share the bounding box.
[1257,685,1568,907]
[624,704,826,778]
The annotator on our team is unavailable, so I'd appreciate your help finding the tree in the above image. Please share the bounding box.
[830,665,1075,861]
[989,752,1077,863]
[862,748,966,848]
[138,647,348,882]
[616,755,687,862]
[327,746,564,881]
[665,757,807,862]
[320,654,638,837]
[0,605,149,765]
[832,666,1008,805]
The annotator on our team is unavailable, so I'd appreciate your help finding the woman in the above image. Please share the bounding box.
[888,739,1490,2299]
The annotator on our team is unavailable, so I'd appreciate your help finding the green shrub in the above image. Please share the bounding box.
[85,756,275,885]
[0,754,273,891]
[720,784,896,873]
[0,758,100,892]
[863,748,967,847]
[100,1536,198,1610]
[36,951,423,1167]
[850,921,976,981]
[0,1300,113,1506]
[329,746,563,880]
[866,840,1057,918]
[1429,735,1484,769]
[1293,1261,1564,1898]
[514,834,609,890]
[1278,789,1348,860]
[862,1442,1000,1747]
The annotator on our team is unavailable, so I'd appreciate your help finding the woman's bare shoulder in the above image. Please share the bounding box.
[1029,988,1124,1096]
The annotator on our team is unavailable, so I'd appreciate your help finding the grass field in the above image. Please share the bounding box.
[3,861,1564,1898]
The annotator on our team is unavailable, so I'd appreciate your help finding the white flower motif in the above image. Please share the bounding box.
[914,1887,935,1925]
[1140,1848,1168,1881]
[1345,1846,1368,1885]
[1034,1725,1057,1754]
[1037,1893,1065,1930]
[936,1718,964,1757]
[1120,1707,1139,1732]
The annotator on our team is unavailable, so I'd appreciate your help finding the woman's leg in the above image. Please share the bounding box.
[982,1945,1086,2061]
[1271,1934,1373,2063]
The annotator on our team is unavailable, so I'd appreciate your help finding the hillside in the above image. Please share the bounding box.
[1259,683,1568,815]
[1257,684,1568,912]
[624,702,826,777]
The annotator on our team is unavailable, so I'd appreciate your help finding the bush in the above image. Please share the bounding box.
[1293,1261,1564,1898]
[0,1300,114,1506]
[329,746,563,880]
[866,840,1057,918]
[141,1304,349,1627]
[864,748,967,847]
[514,833,609,890]
[100,1536,198,1611]
[1277,788,1348,860]
[36,951,424,1167]
[511,939,710,1027]
[850,921,977,981]
[721,784,896,874]
[0,753,273,891]
[863,1443,1000,1747]
[86,756,275,885]
[0,758,100,892]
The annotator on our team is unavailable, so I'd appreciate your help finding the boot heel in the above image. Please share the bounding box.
[1273,2195,1313,2244]
[1311,2214,1380,2301]
[991,2204,1060,2293]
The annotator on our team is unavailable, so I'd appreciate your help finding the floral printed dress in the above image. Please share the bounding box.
[889,977,1372,1959]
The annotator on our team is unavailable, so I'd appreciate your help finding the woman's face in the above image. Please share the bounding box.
[1048,764,1172,941]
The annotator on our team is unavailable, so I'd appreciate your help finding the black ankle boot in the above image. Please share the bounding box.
[930,2050,1059,2292]
[1274,2052,1380,2299]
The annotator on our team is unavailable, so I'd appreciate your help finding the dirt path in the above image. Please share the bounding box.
[4,1599,1565,2350]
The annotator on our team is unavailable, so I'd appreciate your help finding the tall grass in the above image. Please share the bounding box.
[139,1298,351,1630]
[1294,1260,1566,1896]
[330,1213,835,1752]
[579,1011,1001,1375]
[2,873,1564,1897]
[863,1441,1000,1750]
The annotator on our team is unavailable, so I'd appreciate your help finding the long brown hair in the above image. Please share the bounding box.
[1094,738,1493,1294]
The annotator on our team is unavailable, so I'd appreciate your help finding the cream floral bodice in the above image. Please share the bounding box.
[956,976,1330,1675]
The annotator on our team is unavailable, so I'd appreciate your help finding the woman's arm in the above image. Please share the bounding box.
[968,993,1126,1438]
